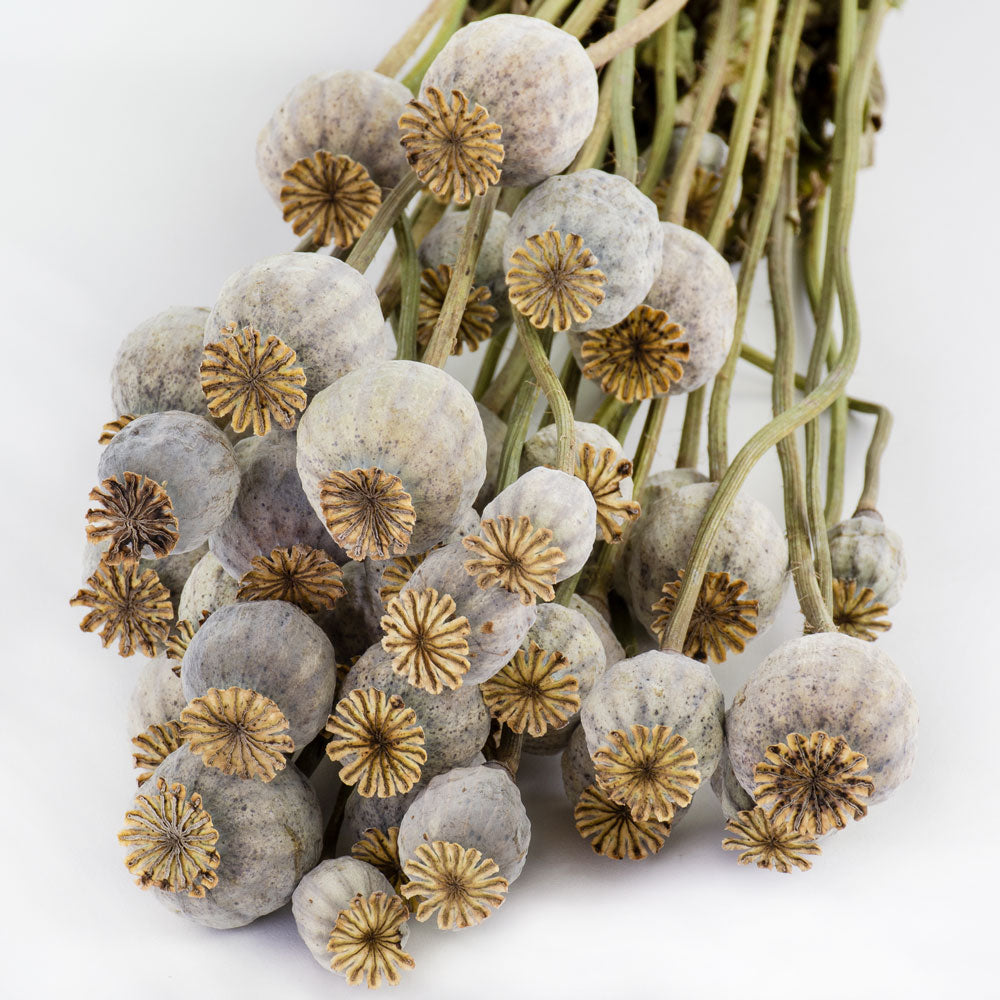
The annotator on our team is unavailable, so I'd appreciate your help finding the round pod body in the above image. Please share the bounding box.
[422,14,598,187]
[644,223,737,395]
[98,411,240,554]
[320,559,383,662]
[297,360,487,555]
[148,745,321,928]
[726,632,918,806]
[569,594,625,670]
[505,169,662,332]
[178,550,239,623]
[560,722,596,806]
[828,512,906,606]
[256,69,412,201]
[663,129,741,227]
[625,481,788,638]
[638,467,708,509]
[205,254,387,401]
[710,742,756,821]
[182,600,338,750]
[127,654,186,736]
[475,403,507,511]
[397,763,531,885]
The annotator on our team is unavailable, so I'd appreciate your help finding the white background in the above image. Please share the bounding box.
[2,2,998,997]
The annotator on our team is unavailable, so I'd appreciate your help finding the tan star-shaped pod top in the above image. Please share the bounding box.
[319,467,416,562]
[400,840,508,930]
[237,543,346,613]
[417,264,497,355]
[574,782,670,861]
[325,688,427,798]
[352,827,405,893]
[581,304,690,403]
[180,687,295,782]
[462,514,566,606]
[327,890,415,989]
[576,443,641,543]
[380,588,471,694]
[481,641,579,738]
[506,230,606,332]
[592,724,701,824]
[832,578,891,641]
[722,805,822,873]
[166,619,197,676]
[378,552,431,604]
[650,570,759,663]
[398,86,504,204]
[71,562,173,658]
[98,414,136,445]
[86,471,179,566]
[754,731,875,837]
[131,720,184,786]
[280,150,382,249]
[118,777,221,897]
[201,322,307,436]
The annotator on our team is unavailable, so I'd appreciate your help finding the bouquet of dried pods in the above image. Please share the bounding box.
[72,0,917,988]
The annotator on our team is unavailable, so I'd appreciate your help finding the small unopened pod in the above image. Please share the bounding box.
[178,550,238,623]
[292,857,414,988]
[660,130,741,236]
[120,745,321,929]
[828,511,906,607]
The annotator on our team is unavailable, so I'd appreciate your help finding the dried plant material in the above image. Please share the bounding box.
[574,783,669,861]
[131,721,184,786]
[576,443,641,543]
[351,827,405,892]
[380,588,471,694]
[832,578,891,641]
[180,687,295,782]
[581,305,690,402]
[398,86,504,204]
[379,553,430,604]
[166,619,196,677]
[722,806,822,873]
[325,688,427,798]
[654,166,722,237]
[650,570,758,663]
[400,841,507,930]
[201,323,307,436]
[98,414,137,445]
[237,543,346,613]
[319,467,416,562]
[328,891,415,988]
[280,150,381,249]
[593,724,700,823]
[480,641,579,738]
[754,731,875,836]
[70,563,173,658]
[85,472,179,566]
[416,264,497,354]
[506,230,606,332]
[462,514,565,606]
[118,777,220,897]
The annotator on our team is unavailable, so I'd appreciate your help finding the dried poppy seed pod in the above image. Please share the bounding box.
[521,420,620,477]
[561,723,597,807]
[178,550,238,623]
[638,468,709,509]
[297,361,487,558]
[127,653,186,736]
[320,559,384,661]
[421,14,598,187]
[659,130,740,236]
[97,411,240,554]
[182,601,337,751]
[569,594,625,670]
[828,511,906,607]
[475,403,507,511]
[140,745,321,928]
[205,254,387,403]
[726,632,918,813]
[256,69,411,202]
[504,170,663,332]
[710,743,757,822]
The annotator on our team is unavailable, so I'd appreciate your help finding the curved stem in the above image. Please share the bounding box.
[587,0,689,69]
[563,0,608,39]
[393,214,420,361]
[346,173,422,274]
[591,394,626,430]
[376,0,453,78]
[610,0,641,184]
[497,378,539,492]
[479,343,530,414]
[856,404,893,514]
[539,350,580,429]
[675,385,704,469]
[473,322,512,401]
[639,16,677,197]
[571,68,614,172]
[401,0,468,93]
[533,0,575,22]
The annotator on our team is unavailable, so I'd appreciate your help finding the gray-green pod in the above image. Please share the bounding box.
[560,723,596,807]
[98,411,240,554]
[150,745,321,929]
[178,550,239,623]
[664,129,741,213]
[709,742,756,821]
[320,559,383,662]
[569,594,625,670]
[475,403,507,512]
[726,632,918,806]
[127,654,186,736]
[828,512,906,606]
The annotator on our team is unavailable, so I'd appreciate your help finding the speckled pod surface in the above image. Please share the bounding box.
[256,69,412,200]
[98,411,240,554]
[569,594,625,671]
[292,857,404,971]
[420,209,511,307]
[151,746,321,929]
[178,550,239,623]
[644,223,737,395]
[726,632,918,806]
[521,420,621,475]
[206,254,388,401]
[344,643,491,780]
[581,650,726,786]
[475,403,507,512]
[320,559,383,662]
[404,541,536,685]
[560,722,596,806]
[481,467,596,580]
[505,169,663,332]
[209,430,345,578]
[127,654,186,736]
[397,763,531,885]
[638,467,708,509]
[182,600,338,750]
[625,481,789,638]
[422,14,598,187]
[297,361,487,554]
[709,742,756,821]
[828,513,906,606]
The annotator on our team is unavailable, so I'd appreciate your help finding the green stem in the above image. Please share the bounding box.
[639,16,677,197]
[401,0,468,93]
[586,0,689,68]
[571,68,614,172]
[539,351,580,429]
[473,322,512,401]
[676,386,704,469]
[376,0,453,78]
[533,0,575,22]
[346,173,422,274]
[610,400,640,445]
[610,0,641,184]
[562,0,607,38]
[856,405,893,514]
[393,215,420,361]
[555,570,583,606]
[497,379,540,492]
[494,725,524,778]
[479,343,530,414]
[592,394,626,430]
